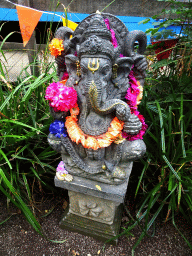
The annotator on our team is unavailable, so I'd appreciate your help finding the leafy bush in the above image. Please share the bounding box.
[0,27,59,235]
[123,1,192,254]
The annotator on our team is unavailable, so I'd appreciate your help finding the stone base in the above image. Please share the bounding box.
[55,171,132,244]
[55,170,131,203]
[60,203,123,245]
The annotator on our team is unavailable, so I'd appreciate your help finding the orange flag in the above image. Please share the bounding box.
[16,5,43,47]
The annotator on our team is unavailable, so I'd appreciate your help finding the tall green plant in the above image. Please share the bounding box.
[0,25,59,236]
[122,1,192,254]
[113,88,192,255]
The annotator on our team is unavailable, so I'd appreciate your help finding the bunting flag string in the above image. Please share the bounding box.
[16,5,43,47]
[3,0,78,47]
[62,18,78,31]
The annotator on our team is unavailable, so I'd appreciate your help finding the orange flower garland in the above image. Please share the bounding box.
[65,104,125,150]
[136,81,143,106]
[49,38,64,57]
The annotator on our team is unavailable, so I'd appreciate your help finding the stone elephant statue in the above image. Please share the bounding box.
[48,13,147,184]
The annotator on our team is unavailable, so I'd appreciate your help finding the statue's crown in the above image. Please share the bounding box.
[78,14,115,59]
[83,14,111,40]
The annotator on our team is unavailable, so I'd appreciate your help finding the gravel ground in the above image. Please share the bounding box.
[0,191,192,256]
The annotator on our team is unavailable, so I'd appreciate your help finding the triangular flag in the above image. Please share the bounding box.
[16,5,42,47]
[62,17,78,31]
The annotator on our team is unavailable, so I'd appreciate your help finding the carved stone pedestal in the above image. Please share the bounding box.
[55,163,132,244]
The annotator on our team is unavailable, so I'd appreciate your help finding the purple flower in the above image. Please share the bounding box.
[49,120,67,138]
[56,161,68,176]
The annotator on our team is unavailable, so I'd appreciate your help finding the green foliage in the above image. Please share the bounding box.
[127,87,192,254]
[0,27,60,236]
[125,1,192,254]
[141,0,192,41]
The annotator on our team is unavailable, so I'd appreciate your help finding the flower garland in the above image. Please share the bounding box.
[65,104,124,150]
[49,38,64,57]
[104,19,148,141]
[104,19,118,48]
[125,69,143,111]
[123,69,148,141]
[46,84,124,150]
[45,82,77,112]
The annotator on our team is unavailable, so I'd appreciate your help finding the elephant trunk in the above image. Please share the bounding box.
[89,80,130,121]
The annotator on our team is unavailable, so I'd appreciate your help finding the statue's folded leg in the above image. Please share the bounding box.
[121,139,146,162]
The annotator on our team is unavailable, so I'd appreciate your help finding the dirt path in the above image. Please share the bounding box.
[0,191,192,256]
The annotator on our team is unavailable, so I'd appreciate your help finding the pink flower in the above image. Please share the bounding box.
[123,68,148,141]
[45,82,59,101]
[104,18,118,48]
[45,82,77,112]
[56,161,68,176]
[61,71,69,80]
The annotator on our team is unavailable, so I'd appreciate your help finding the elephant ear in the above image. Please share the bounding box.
[65,54,80,86]
[124,30,148,87]
[54,27,74,80]
[112,57,133,97]
[124,30,147,57]
[55,26,74,52]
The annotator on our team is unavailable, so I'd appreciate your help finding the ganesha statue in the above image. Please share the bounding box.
[46,12,148,185]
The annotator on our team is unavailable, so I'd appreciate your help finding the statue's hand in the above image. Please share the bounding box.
[123,114,142,135]
[55,53,65,68]
[49,106,68,119]
[116,104,130,121]
[133,55,148,73]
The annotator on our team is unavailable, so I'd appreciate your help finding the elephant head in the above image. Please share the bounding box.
[78,55,133,122]
[75,17,134,122]
[54,13,148,130]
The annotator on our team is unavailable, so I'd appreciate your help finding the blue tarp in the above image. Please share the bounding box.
[0,7,154,43]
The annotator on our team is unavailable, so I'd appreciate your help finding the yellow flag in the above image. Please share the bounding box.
[62,17,78,31]
[16,5,42,47]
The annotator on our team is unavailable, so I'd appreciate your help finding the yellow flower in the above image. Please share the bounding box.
[49,38,64,57]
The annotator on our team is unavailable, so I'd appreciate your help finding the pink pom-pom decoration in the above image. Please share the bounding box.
[45,82,77,112]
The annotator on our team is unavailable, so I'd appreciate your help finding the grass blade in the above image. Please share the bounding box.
[0,148,12,169]
[180,93,186,158]
[0,214,14,225]
[156,100,165,154]
[0,168,43,236]
[163,155,181,181]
